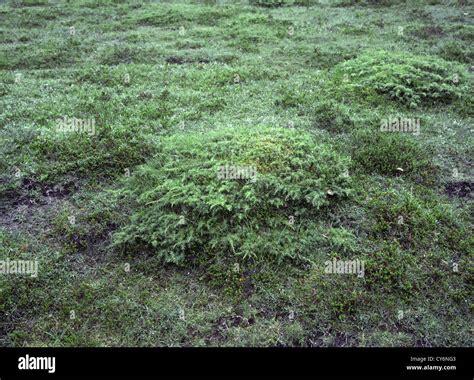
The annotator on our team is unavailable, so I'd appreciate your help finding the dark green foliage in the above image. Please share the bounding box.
[366,186,468,251]
[50,192,123,253]
[249,0,311,7]
[312,100,355,133]
[362,241,418,295]
[350,129,437,183]
[333,0,406,6]
[437,40,474,64]
[275,85,309,109]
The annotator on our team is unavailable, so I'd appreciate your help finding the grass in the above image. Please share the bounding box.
[0,0,472,347]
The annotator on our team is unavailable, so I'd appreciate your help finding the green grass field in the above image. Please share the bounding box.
[0,0,473,347]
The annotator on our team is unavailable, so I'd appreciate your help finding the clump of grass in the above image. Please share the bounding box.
[311,99,356,133]
[366,184,470,252]
[275,84,311,110]
[49,191,123,253]
[437,40,474,64]
[350,129,437,183]
[113,126,352,264]
[1,123,159,197]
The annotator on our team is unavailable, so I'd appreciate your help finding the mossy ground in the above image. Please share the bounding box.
[0,0,472,347]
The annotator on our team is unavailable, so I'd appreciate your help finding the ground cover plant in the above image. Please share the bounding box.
[0,0,472,347]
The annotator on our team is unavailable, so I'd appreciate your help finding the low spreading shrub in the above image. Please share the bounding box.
[113,127,352,264]
[329,50,470,108]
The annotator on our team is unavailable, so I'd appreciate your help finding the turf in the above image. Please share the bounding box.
[0,0,472,347]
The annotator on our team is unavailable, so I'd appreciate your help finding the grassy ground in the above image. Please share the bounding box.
[0,0,473,347]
